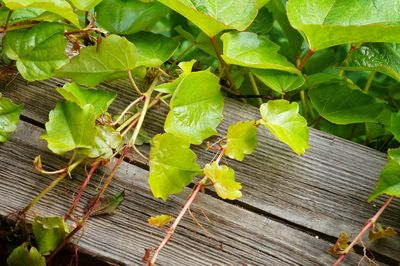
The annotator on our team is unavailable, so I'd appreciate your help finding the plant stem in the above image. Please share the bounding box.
[112,95,144,126]
[248,72,263,106]
[364,71,375,93]
[333,195,395,266]
[3,10,13,34]
[297,49,314,71]
[128,69,142,95]
[0,23,38,33]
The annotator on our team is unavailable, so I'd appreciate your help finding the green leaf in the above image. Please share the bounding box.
[251,69,305,94]
[308,80,384,125]
[260,100,309,155]
[256,0,270,8]
[95,0,169,35]
[369,147,400,201]
[0,8,62,24]
[148,214,173,227]
[340,43,400,81]
[70,0,103,11]
[165,69,224,144]
[221,32,299,74]
[148,133,201,200]
[155,60,195,94]
[88,126,122,159]
[32,216,70,255]
[41,101,97,154]
[246,7,274,35]
[386,112,400,142]
[204,162,242,200]
[7,243,45,266]
[287,0,400,51]
[157,0,257,37]
[56,35,137,87]
[3,0,80,27]
[126,31,179,68]
[88,190,125,216]
[56,83,116,117]
[0,96,22,142]
[3,22,68,81]
[225,121,257,161]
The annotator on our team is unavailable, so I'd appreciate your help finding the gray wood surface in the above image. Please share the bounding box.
[1,73,400,264]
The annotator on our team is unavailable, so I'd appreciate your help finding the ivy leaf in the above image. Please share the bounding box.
[3,0,80,27]
[329,232,351,255]
[41,101,97,154]
[126,31,179,68]
[88,126,122,159]
[157,0,257,37]
[56,35,137,87]
[287,0,400,51]
[225,121,257,161]
[95,0,169,35]
[308,80,384,125]
[260,100,309,155]
[148,215,173,228]
[0,96,22,143]
[87,191,125,216]
[369,224,397,242]
[0,8,62,24]
[221,32,299,74]
[7,243,45,266]
[56,83,116,117]
[2,22,68,81]
[149,133,201,201]
[340,43,400,81]
[204,162,242,200]
[251,69,305,94]
[70,0,103,11]
[155,60,196,94]
[164,69,224,144]
[369,147,400,201]
[256,0,270,9]
[32,216,70,255]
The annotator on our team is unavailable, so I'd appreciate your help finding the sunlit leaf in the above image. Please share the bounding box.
[148,214,173,228]
[251,69,305,94]
[0,96,22,142]
[155,60,195,94]
[225,121,257,161]
[149,133,201,200]
[0,7,62,24]
[204,162,242,200]
[3,22,68,81]
[70,0,103,11]
[7,243,45,266]
[260,100,309,155]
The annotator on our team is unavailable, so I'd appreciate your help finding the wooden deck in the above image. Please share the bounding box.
[1,73,400,265]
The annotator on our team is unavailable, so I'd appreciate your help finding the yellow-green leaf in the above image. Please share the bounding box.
[148,214,173,228]
[225,121,257,161]
[204,162,242,200]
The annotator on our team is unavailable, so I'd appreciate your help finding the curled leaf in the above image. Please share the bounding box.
[369,224,397,242]
[148,215,173,228]
[204,162,242,200]
[329,232,352,256]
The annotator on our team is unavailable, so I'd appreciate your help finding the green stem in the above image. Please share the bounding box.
[128,69,142,95]
[300,90,308,121]
[248,72,263,106]
[3,10,13,34]
[364,71,375,93]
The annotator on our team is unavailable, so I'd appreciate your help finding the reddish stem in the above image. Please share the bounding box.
[297,49,314,70]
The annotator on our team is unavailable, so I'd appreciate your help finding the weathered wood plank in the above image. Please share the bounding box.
[1,75,400,261]
[0,121,367,265]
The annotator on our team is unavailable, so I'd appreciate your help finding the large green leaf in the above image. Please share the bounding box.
[369,148,400,201]
[221,32,299,74]
[340,43,400,81]
[3,0,80,27]
[70,0,103,11]
[95,0,169,35]
[204,162,242,200]
[287,0,400,51]
[3,22,68,81]
[148,133,201,200]
[225,121,257,161]
[0,96,22,142]
[155,60,195,94]
[308,80,384,125]
[56,83,116,117]
[56,35,137,87]
[42,101,97,154]
[126,31,179,68]
[7,243,45,266]
[164,69,224,144]
[32,216,70,255]
[157,0,257,37]
[251,69,305,94]
[260,100,309,155]
[0,7,62,24]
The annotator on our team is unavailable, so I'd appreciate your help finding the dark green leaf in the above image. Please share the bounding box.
[88,191,125,216]
[246,7,274,35]
[225,121,257,161]
[0,96,22,142]
[7,243,45,266]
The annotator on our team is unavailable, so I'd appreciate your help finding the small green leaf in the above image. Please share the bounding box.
[155,60,195,94]
[204,162,242,200]
[251,69,305,94]
[0,96,22,142]
[126,31,179,68]
[3,22,68,81]
[165,69,224,144]
[95,0,169,35]
[32,216,70,255]
[70,0,103,11]
[56,35,137,87]
[340,43,400,81]
[87,191,125,216]
[56,83,116,117]
[369,148,400,201]
[221,32,299,74]
[3,0,80,27]
[157,0,257,37]
[148,214,173,228]
[7,243,45,266]
[88,126,122,159]
[42,101,97,154]
[225,121,257,161]
[149,133,201,200]
[308,80,384,125]
[260,100,309,155]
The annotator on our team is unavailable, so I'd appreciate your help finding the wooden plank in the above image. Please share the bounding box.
[1,75,400,261]
[0,121,367,265]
